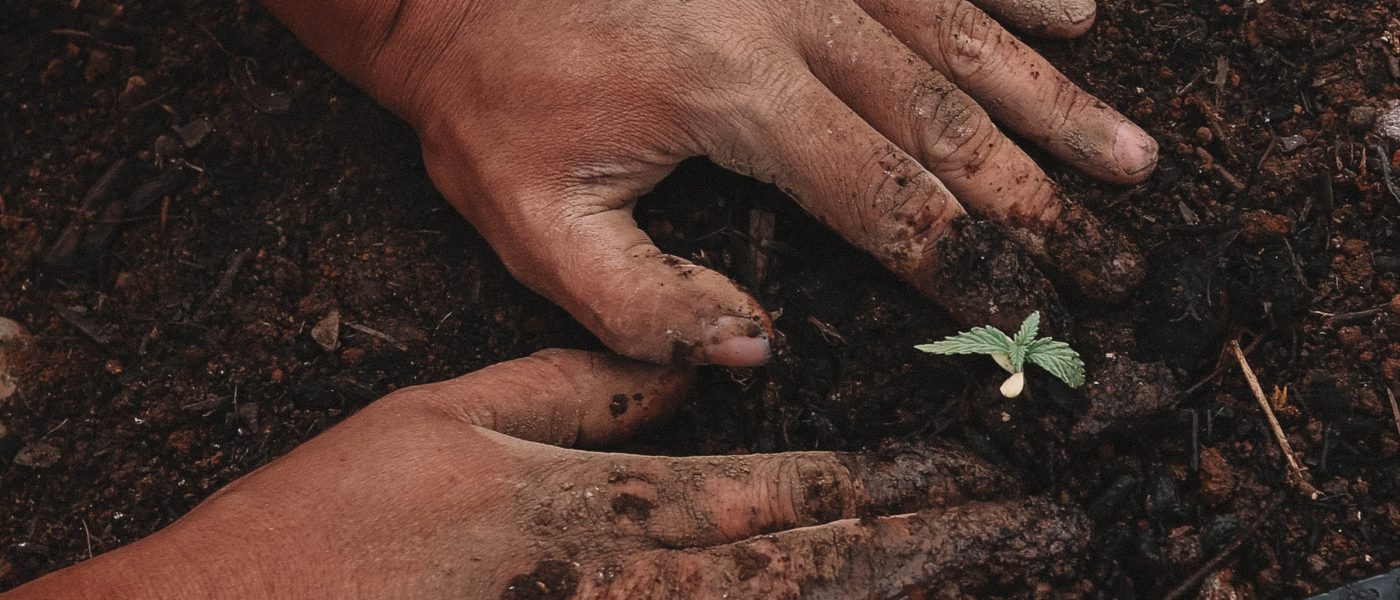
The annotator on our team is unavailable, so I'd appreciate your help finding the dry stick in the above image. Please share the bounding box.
[1227,339,1318,497]
[1310,305,1386,326]
[1183,335,1264,397]
[1195,146,1247,192]
[1387,386,1400,438]
[194,249,251,319]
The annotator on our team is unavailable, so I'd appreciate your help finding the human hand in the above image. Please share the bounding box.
[5,350,1087,599]
[265,0,1156,366]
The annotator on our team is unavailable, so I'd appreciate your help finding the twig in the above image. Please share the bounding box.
[1282,238,1310,291]
[1227,339,1318,497]
[50,28,136,52]
[1183,335,1264,397]
[1162,495,1285,600]
[1387,386,1400,439]
[1195,146,1247,193]
[194,249,251,319]
[42,158,130,269]
[344,322,409,351]
[1309,306,1386,325]
[806,316,847,345]
[81,519,93,559]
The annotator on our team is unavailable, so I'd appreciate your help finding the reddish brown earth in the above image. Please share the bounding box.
[2,0,1399,597]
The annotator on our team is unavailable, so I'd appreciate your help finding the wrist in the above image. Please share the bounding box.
[3,512,304,599]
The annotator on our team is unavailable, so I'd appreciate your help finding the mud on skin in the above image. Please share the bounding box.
[1071,356,1178,440]
[501,560,581,600]
[920,216,1071,335]
[484,442,1094,598]
[1026,201,1146,303]
[835,443,1021,518]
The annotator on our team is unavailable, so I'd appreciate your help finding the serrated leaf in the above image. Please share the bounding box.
[1007,312,1040,371]
[1013,312,1040,347]
[1024,338,1085,388]
[1007,343,1027,372]
[915,325,1014,357]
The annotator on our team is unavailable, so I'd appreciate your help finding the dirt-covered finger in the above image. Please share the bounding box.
[799,6,1143,300]
[858,0,1158,184]
[580,498,1088,598]
[967,0,1098,39]
[705,67,1063,331]
[604,444,1018,549]
[385,349,692,448]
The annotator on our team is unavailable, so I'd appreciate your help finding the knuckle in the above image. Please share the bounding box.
[941,2,1007,82]
[852,149,955,263]
[1045,78,1090,131]
[856,146,925,217]
[915,86,996,168]
[784,456,855,523]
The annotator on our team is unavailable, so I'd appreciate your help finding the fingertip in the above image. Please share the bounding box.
[1111,121,1159,183]
[1033,201,1145,302]
[976,0,1097,39]
[697,315,772,367]
[701,334,772,367]
[915,217,1068,334]
[1039,0,1097,39]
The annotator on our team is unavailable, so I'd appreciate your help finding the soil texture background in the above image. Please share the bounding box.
[2,0,1400,597]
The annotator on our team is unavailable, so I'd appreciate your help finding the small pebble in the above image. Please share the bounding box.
[175,117,213,148]
[117,75,148,107]
[13,442,61,469]
[153,134,183,159]
[1349,105,1379,131]
[0,317,32,402]
[311,310,341,352]
[1379,100,1400,142]
[1278,135,1307,153]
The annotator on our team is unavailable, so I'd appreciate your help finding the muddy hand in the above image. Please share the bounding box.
[262,0,1156,365]
[6,351,1088,599]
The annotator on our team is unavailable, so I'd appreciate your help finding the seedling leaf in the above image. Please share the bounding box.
[1004,312,1037,370]
[915,325,1014,356]
[1013,311,1040,347]
[1024,338,1085,388]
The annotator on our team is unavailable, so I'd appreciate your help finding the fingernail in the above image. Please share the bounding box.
[1061,0,1096,26]
[1113,122,1159,176]
[701,317,771,367]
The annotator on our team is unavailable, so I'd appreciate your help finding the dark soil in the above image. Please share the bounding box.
[3,0,1399,597]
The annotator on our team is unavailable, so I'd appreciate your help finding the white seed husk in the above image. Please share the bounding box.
[1000,372,1025,398]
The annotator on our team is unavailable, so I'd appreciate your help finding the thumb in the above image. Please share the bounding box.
[394,349,693,448]
[468,183,773,367]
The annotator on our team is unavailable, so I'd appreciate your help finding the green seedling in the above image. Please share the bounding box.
[916,312,1085,398]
